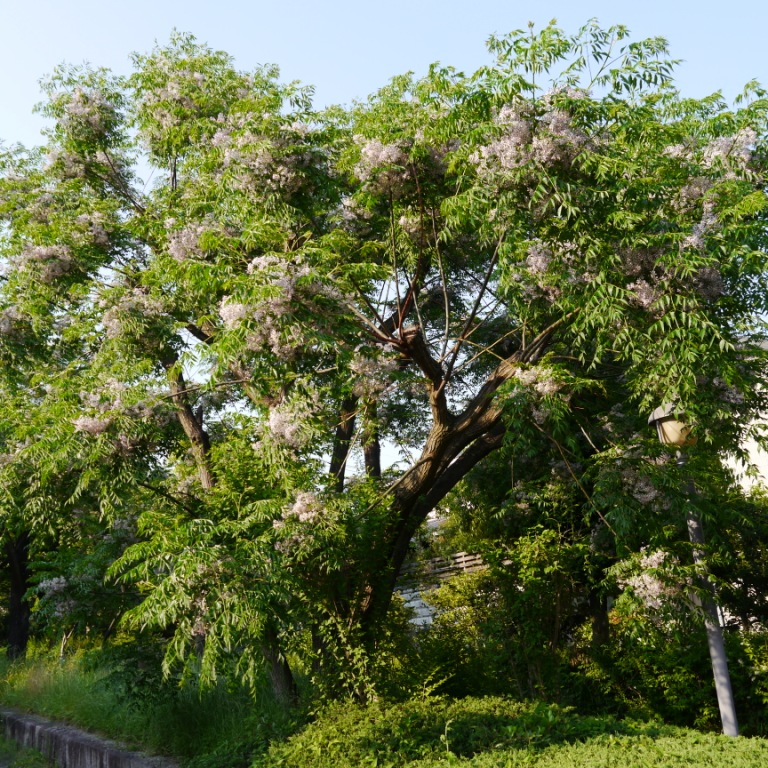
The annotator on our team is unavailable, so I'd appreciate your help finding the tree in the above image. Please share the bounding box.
[1,21,767,698]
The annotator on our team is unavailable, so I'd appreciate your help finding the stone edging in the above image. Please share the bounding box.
[1,709,178,768]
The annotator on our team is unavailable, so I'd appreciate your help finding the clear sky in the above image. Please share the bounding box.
[1,0,765,147]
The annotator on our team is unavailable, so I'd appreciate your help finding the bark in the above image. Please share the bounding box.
[262,625,298,706]
[355,317,567,641]
[162,355,215,491]
[5,531,31,660]
[329,396,358,493]
[362,401,381,479]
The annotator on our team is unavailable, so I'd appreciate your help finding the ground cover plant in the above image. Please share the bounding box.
[257,697,768,767]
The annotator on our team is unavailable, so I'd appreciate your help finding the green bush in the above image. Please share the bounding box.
[257,697,681,767]
[258,696,768,767]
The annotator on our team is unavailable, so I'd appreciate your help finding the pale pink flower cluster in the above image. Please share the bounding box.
[471,98,589,175]
[620,549,680,611]
[525,241,552,274]
[167,222,209,261]
[702,128,756,169]
[626,278,659,310]
[694,266,724,300]
[212,117,313,195]
[350,346,399,398]
[73,414,112,435]
[140,68,206,131]
[75,213,110,247]
[19,245,74,284]
[46,149,87,179]
[712,376,745,405]
[676,177,712,211]
[398,215,424,243]
[514,366,561,396]
[532,108,589,164]
[682,210,718,251]
[0,306,23,336]
[100,288,166,338]
[243,256,315,357]
[63,88,112,134]
[288,491,322,523]
[620,468,659,505]
[218,296,250,329]
[662,143,693,160]
[338,196,373,231]
[353,136,409,193]
[54,598,78,619]
[267,407,304,449]
[620,248,655,277]
[38,576,68,595]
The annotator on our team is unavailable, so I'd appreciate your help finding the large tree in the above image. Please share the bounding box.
[1,22,767,696]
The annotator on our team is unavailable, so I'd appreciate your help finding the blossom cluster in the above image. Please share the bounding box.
[0,305,24,336]
[513,366,561,396]
[72,414,112,435]
[18,245,74,284]
[63,87,111,131]
[525,241,552,274]
[75,212,111,248]
[471,96,590,177]
[350,346,399,398]
[100,287,166,338]
[211,115,314,195]
[618,466,661,505]
[619,549,682,612]
[166,220,209,261]
[219,255,327,358]
[263,386,321,451]
[139,67,206,132]
[702,128,756,171]
[353,136,410,193]
[38,576,68,596]
[271,491,325,554]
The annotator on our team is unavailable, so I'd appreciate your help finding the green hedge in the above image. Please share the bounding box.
[257,697,768,768]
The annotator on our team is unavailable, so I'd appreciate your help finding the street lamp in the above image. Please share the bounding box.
[648,405,739,737]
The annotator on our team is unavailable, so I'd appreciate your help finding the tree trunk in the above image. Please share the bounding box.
[262,625,298,706]
[5,531,31,660]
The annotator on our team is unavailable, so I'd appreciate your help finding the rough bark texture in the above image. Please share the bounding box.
[5,531,31,660]
[262,626,299,706]
[355,319,563,640]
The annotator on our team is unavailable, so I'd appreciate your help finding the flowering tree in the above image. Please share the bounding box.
[1,22,768,696]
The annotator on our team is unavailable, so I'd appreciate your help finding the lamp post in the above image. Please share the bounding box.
[648,405,739,736]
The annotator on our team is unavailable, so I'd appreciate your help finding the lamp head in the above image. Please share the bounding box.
[648,403,697,447]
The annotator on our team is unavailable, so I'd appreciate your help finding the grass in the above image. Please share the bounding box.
[2,649,768,768]
[0,734,47,768]
[0,647,297,768]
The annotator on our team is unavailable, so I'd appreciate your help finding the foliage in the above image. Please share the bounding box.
[0,734,48,768]
[0,647,299,766]
[1,18,768,705]
[258,696,768,767]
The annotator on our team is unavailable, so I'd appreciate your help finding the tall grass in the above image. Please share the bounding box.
[0,733,48,768]
[0,648,297,767]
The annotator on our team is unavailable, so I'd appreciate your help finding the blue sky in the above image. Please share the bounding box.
[1,0,765,147]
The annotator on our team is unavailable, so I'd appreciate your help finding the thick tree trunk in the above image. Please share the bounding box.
[262,625,298,706]
[355,319,563,646]
[5,531,31,660]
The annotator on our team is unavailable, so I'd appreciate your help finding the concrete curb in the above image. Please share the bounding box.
[1,709,178,768]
